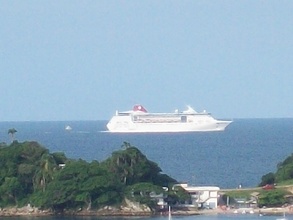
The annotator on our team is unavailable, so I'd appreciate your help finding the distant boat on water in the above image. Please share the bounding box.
[106,104,232,133]
[65,125,72,131]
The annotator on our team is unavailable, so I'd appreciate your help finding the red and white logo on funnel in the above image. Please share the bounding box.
[133,105,147,113]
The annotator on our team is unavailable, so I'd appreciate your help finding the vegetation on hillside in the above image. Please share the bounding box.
[223,188,290,208]
[258,189,288,207]
[0,141,185,212]
[222,154,293,208]
[1,135,292,211]
[259,153,293,186]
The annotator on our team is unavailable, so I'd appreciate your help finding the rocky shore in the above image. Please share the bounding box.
[0,199,152,217]
[0,206,52,217]
[2,203,293,217]
[217,206,293,216]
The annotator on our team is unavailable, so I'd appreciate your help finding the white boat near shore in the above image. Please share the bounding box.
[106,105,232,133]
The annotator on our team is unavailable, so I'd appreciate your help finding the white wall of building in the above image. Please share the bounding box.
[178,183,220,209]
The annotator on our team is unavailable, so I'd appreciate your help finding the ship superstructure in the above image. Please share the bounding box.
[106,105,232,132]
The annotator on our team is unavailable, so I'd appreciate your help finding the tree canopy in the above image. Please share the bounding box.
[259,153,293,186]
[0,141,181,212]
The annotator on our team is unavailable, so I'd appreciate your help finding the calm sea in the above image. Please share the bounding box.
[1,119,293,189]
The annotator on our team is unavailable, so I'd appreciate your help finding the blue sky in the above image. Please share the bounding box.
[1,1,292,121]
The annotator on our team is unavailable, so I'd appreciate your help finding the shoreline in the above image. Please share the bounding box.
[1,207,293,217]
[203,207,293,216]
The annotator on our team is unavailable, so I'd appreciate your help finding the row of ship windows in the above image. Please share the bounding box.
[133,116,188,123]
[131,117,210,124]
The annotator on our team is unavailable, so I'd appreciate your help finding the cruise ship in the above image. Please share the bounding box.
[106,105,232,133]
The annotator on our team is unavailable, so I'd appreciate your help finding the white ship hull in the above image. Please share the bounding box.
[106,105,232,133]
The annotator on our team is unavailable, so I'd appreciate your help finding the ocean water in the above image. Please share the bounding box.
[1,119,293,189]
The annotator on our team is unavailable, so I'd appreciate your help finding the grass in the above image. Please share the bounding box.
[224,190,260,199]
[277,179,293,186]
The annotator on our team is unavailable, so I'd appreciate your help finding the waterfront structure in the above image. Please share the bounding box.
[150,192,168,209]
[177,183,220,209]
[107,105,232,132]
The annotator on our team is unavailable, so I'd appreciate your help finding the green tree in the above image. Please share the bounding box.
[103,145,163,185]
[261,153,293,184]
[0,141,64,207]
[17,163,35,194]
[0,141,180,212]
[0,177,22,205]
[33,153,58,192]
[166,184,190,206]
[40,159,122,210]
[275,163,293,182]
[121,141,131,149]
[259,172,275,186]
[8,128,17,142]
[258,189,287,207]
[125,182,164,208]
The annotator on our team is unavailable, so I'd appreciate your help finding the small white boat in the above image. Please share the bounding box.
[65,125,72,131]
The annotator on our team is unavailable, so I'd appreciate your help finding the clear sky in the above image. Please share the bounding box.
[1,1,293,121]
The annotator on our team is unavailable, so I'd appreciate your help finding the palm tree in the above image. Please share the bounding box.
[33,153,57,192]
[121,141,131,149]
[8,128,17,142]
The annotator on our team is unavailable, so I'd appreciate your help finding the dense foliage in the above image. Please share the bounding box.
[0,141,181,212]
[259,153,293,186]
[255,153,293,207]
[258,189,288,207]
[222,153,293,208]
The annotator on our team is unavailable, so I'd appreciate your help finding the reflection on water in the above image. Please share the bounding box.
[0,214,292,220]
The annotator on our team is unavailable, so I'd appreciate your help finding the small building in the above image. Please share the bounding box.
[175,183,220,209]
[233,197,250,209]
[150,192,168,209]
[229,192,259,209]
